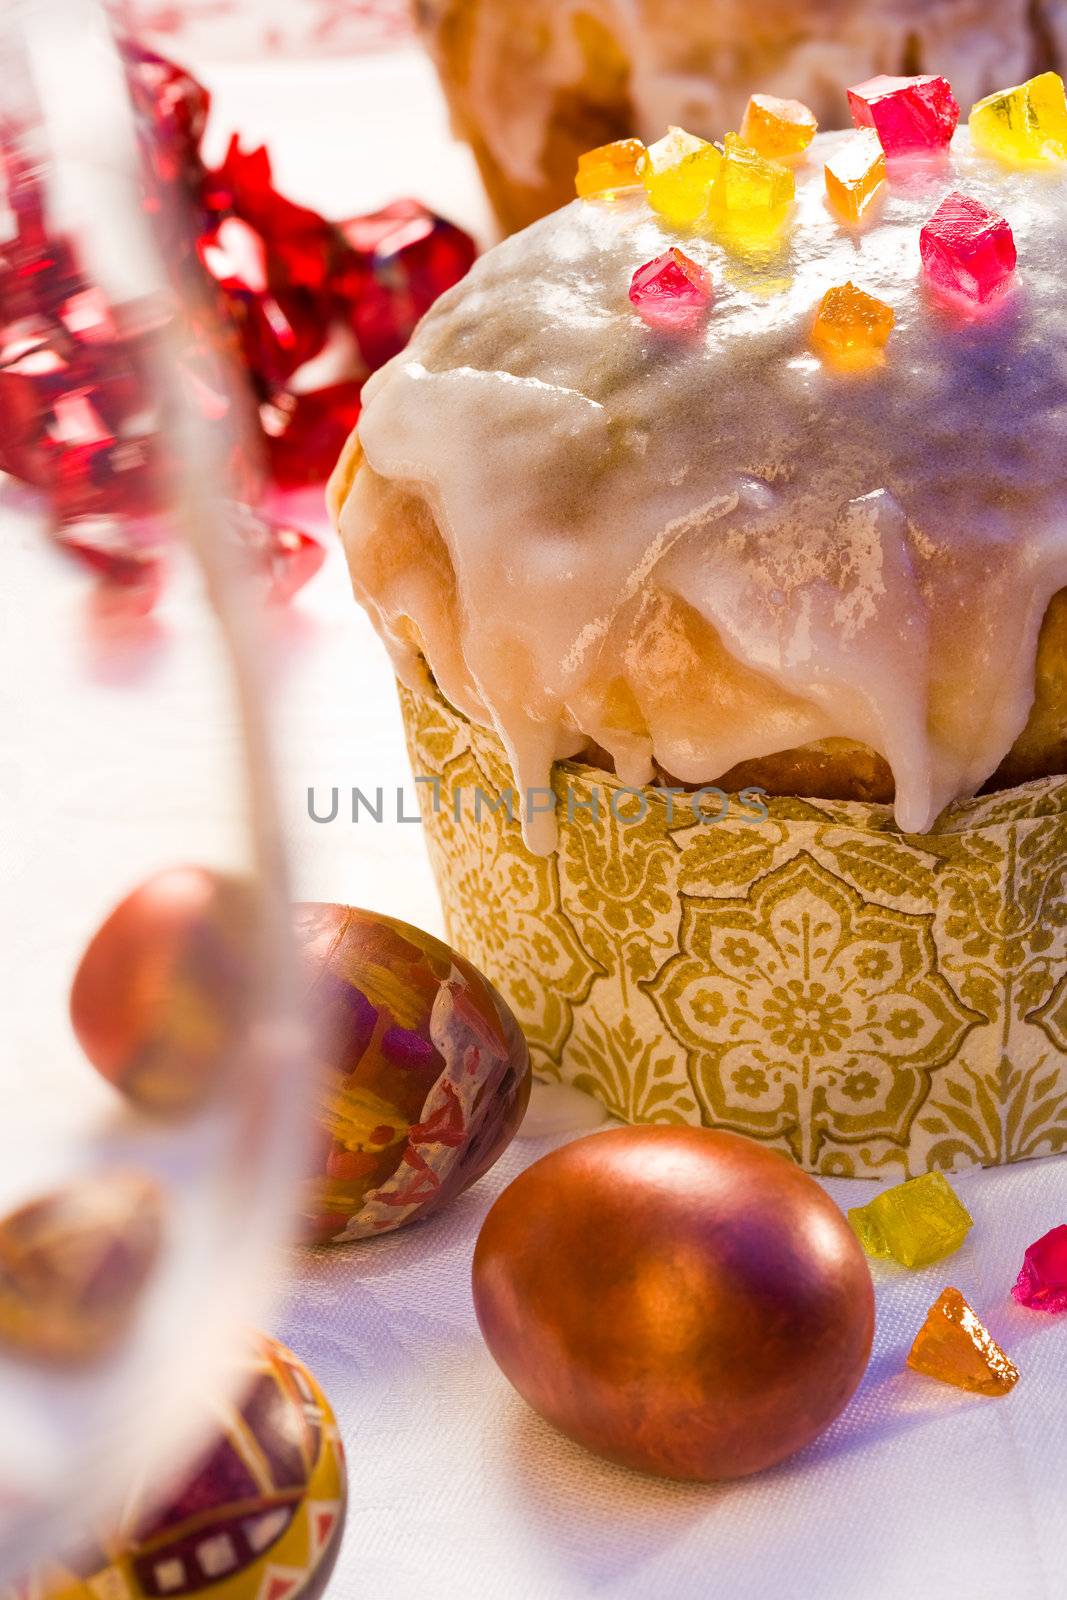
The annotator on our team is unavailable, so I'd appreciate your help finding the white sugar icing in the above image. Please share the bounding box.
[340,128,1067,853]
[420,0,1066,192]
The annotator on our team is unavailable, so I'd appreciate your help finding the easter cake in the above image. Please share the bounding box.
[330,70,1067,1178]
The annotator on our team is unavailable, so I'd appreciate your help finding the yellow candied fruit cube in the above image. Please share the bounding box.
[740,93,818,161]
[575,137,647,199]
[824,129,887,223]
[639,126,722,227]
[849,1172,972,1268]
[847,1201,890,1258]
[712,133,795,235]
[812,281,895,367]
[969,71,1067,163]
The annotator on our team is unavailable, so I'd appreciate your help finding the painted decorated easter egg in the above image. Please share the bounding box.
[24,1335,346,1600]
[295,903,531,1244]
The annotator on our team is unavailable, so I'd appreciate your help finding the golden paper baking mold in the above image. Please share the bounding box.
[399,679,1067,1178]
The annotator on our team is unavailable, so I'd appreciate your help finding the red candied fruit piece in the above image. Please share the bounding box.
[262,381,363,488]
[227,503,325,604]
[847,73,960,155]
[53,516,166,617]
[629,248,713,332]
[49,429,164,524]
[919,191,1017,305]
[197,212,329,389]
[120,42,211,190]
[0,336,71,485]
[334,199,476,369]
[203,137,340,296]
[1012,1224,1067,1312]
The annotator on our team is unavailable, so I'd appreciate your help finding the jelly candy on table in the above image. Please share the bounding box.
[847,1170,972,1266]
[576,138,646,198]
[907,1287,1019,1395]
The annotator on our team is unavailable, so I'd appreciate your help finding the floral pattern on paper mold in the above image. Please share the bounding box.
[400,681,1067,1179]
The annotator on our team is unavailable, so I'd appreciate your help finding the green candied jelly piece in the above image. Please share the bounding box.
[861,1171,973,1269]
[848,1199,891,1259]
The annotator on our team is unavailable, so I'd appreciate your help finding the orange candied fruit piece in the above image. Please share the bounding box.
[824,129,887,223]
[812,281,894,366]
[907,1287,1020,1396]
[740,93,818,161]
[575,137,647,199]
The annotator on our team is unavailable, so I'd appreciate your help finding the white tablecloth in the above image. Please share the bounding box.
[212,50,1067,1600]
[277,1139,1067,1600]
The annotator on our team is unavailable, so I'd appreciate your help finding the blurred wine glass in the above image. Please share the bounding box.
[0,0,312,1577]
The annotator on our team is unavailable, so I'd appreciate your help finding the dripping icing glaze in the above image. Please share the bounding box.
[340,128,1067,854]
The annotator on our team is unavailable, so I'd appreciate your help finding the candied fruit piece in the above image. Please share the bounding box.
[336,200,477,371]
[919,191,1016,305]
[847,73,960,155]
[639,126,722,227]
[848,1170,971,1266]
[1011,1223,1067,1311]
[629,248,713,332]
[907,1287,1019,1395]
[824,129,887,222]
[227,503,326,604]
[811,281,895,366]
[847,1197,890,1258]
[712,133,794,235]
[969,71,1067,164]
[740,94,818,161]
[262,380,363,489]
[53,516,167,613]
[576,137,646,198]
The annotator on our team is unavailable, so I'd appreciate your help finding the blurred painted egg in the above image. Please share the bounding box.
[70,867,260,1115]
[0,1171,163,1365]
[28,1334,346,1600]
[294,903,531,1244]
[473,1127,874,1481]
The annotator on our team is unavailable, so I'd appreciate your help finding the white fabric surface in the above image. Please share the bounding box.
[277,1139,1067,1600]
[202,53,1067,1599]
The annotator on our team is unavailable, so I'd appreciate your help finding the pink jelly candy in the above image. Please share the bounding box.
[847,74,960,155]
[629,248,713,332]
[919,192,1017,305]
[1012,1224,1067,1312]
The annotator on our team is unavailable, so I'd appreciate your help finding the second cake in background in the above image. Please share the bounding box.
[415,0,1067,230]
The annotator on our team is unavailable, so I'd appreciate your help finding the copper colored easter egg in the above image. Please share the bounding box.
[30,1334,347,1600]
[294,903,531,1244]
[472,1127,874,1481]
[70,867,259,1116]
